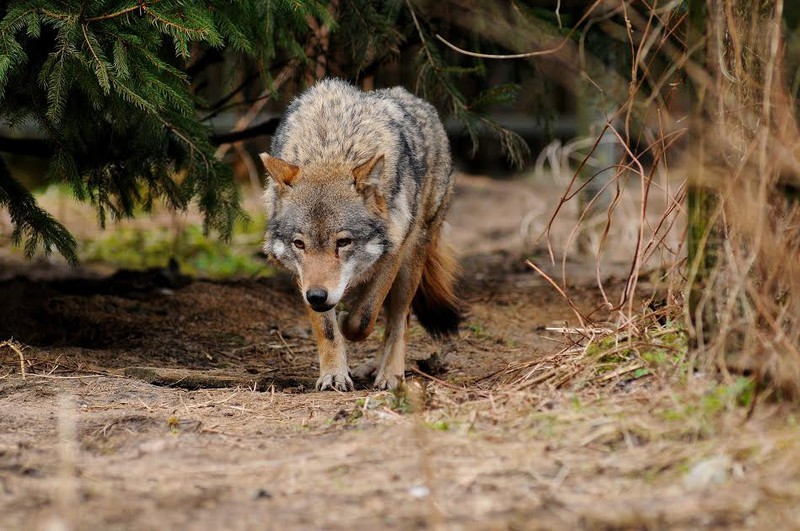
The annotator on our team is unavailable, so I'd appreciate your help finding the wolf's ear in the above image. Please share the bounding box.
[352,154,385,193]
[260,153,300,188]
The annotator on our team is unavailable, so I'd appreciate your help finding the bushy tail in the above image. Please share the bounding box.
[412,232,462,339]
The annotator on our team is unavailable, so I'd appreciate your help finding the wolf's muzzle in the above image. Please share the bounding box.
[306,287,334,312]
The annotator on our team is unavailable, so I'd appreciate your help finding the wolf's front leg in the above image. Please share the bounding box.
[307,307,353,391]
[338,251,404,342]
[373,244,427,390]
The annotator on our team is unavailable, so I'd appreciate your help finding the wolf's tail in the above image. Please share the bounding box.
[412,231,462,339]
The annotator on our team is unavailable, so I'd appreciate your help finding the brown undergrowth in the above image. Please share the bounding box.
[683,1,800,397]
[513,1,800,401]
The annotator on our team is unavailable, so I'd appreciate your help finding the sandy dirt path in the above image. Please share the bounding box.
[1,175,794,529]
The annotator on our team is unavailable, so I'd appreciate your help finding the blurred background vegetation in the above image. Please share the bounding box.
[0,0,683,272]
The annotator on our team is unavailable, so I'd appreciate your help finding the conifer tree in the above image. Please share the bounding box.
[0,1,533,264]
[0,1,332,263]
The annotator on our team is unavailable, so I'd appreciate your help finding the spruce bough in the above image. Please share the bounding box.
[0,1,304,264]
[0,1,531,264]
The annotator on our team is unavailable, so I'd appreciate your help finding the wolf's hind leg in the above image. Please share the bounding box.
[374,243,428,390]
[307,307,353,391]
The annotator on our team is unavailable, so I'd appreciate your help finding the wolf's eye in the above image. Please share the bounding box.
[336,238,352,249]
[293,239,305,250]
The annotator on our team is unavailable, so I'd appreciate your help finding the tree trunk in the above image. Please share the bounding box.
[686,0,718,345]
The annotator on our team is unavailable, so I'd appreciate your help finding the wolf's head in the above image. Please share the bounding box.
[261,154,391,312]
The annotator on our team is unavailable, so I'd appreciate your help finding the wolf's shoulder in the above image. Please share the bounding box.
[373,86,437,113]
[272,79,447,174]
[296,77,362,102]
[292,79,436,118]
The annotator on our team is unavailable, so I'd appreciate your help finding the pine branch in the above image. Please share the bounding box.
[81,23,110,93]
[86,2,163,23]
[405,0,529,168]
[0,156,77,264]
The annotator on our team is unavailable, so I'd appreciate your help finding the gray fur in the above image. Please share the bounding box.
[265,78,453,252]
[260,78,458,391]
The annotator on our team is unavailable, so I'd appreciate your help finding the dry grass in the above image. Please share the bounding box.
[0,339,27,379]
[428,3,800,523]
[468,2,800,522]
[682,0,800,397]
[503,1,800,401]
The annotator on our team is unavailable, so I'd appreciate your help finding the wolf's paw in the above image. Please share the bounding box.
[374,372,403,391]
[352,359,379,380]
[316,371,354,392]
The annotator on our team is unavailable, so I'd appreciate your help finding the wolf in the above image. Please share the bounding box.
[260,78,461,391]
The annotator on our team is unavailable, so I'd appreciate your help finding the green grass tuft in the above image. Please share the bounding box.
[80,222,274,279]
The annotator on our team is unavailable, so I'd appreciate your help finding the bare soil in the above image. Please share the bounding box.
[0,175,798,530]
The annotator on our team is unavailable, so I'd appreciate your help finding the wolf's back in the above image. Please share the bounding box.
[271,79,402,168]
[272,79,450,181]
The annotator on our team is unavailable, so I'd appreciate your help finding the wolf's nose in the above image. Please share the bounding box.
[306,288,328,306]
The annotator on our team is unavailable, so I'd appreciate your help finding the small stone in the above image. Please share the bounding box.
[253,488,272,500]
[684,455,732,491]
[408,485,430,498]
